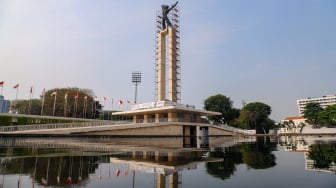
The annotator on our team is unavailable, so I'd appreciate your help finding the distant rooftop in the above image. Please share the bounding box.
[284,116,305,121]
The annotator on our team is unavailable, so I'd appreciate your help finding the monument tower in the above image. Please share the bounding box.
[155,2,181,103]
[112,2,221,139]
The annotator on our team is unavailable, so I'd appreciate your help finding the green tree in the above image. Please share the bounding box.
[317,104,336,126]
[14,87,102,118]
[303,102,323,125]
[43,88,102,118]
[204,94,238,125]
[239,102,273,134]
[16,99,42,115]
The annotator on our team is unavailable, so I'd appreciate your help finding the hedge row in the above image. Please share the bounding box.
[0,115,74,126]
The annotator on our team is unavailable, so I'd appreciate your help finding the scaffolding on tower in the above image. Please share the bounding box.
[171,7,181,103]
[154,6,181,103]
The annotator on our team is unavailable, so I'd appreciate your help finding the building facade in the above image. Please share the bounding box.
[278,116,306,134]
[297,95,336,115]
[0,95,10,113]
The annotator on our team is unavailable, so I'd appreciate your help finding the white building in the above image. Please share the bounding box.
[278,116,306,134]
[297,95,336,115]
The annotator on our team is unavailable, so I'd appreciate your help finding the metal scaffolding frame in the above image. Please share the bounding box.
[154,6,181,103]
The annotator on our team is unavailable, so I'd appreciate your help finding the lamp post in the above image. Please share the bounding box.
[132,71,141,104]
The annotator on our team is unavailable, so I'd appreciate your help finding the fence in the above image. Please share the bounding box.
[0,118,254,135]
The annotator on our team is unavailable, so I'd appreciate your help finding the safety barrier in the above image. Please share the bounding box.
[0,118,254,135]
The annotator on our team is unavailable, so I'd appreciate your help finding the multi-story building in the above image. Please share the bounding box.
[297,95,336,115]
[0,95,10,113]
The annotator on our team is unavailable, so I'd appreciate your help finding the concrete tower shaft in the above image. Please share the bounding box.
[155,6,180,103]
[157,28,178,102]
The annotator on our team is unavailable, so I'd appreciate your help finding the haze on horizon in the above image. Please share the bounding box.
[0,0,335,121]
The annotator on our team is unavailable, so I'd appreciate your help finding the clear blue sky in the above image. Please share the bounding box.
[0,0,335,121]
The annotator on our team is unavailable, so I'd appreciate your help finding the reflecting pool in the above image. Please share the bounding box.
[0,136,335,188]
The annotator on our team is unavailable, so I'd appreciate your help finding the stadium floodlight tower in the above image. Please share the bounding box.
[132,71,141,104]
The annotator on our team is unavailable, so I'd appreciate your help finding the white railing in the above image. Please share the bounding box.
[217,124,256,135]
[131,101,195,111]
[0,121,129,132]
[0,118,253,135]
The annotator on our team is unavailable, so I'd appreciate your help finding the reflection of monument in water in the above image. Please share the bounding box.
[110,150,218,188]
[0,137,221,188]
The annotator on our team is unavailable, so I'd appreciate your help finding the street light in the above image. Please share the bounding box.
[132,71,141,104]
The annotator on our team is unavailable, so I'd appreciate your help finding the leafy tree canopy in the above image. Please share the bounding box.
[239,102,274,133]
[303,102,323,125]
[317,104,336,126]
[204,94,238,125]
[15,87,102,119]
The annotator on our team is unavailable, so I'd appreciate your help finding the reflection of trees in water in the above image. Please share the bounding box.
[308,143,336,169]
[1,155,100,186]
[206,137,277,180]
[206,146,242,180]
[241,137,277,169]
[0,147,206,186]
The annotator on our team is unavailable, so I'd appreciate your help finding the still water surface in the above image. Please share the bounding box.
[0,136,335,188]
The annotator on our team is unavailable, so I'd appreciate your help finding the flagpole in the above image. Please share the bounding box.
[41,89,45,116]
[0,84,3,96]
[28,87,32,115]
[53,92,57,116]
[85,98,87,118]
[103,99,106,120]
[76,97,78,117]
[15,87,18,101]
[64,94,67,117]
[94,97,97,119]
[73,98,76,118]
[73,92,78,119]
[91,101,94,119]
[73,97,76,122]
[83,97,87,119]
[111,99,114,111]
[108,99,111,120]
[28,88,31,115]
[14,85,19,113]
[82,98,85,118]
[0,82,4,112]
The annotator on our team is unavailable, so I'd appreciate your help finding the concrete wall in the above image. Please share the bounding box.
[208,126,238,136]
[103,137,185,148]
[87,124,184,136]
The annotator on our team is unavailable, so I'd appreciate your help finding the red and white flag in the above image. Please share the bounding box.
[13,83,19,89]
[118,99,123,105]
[73,92,79,99]
[50,90,57,96]
[0,81,4,86]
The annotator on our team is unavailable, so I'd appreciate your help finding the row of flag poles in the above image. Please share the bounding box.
[0,81,19,98]
[0,81,133,116]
